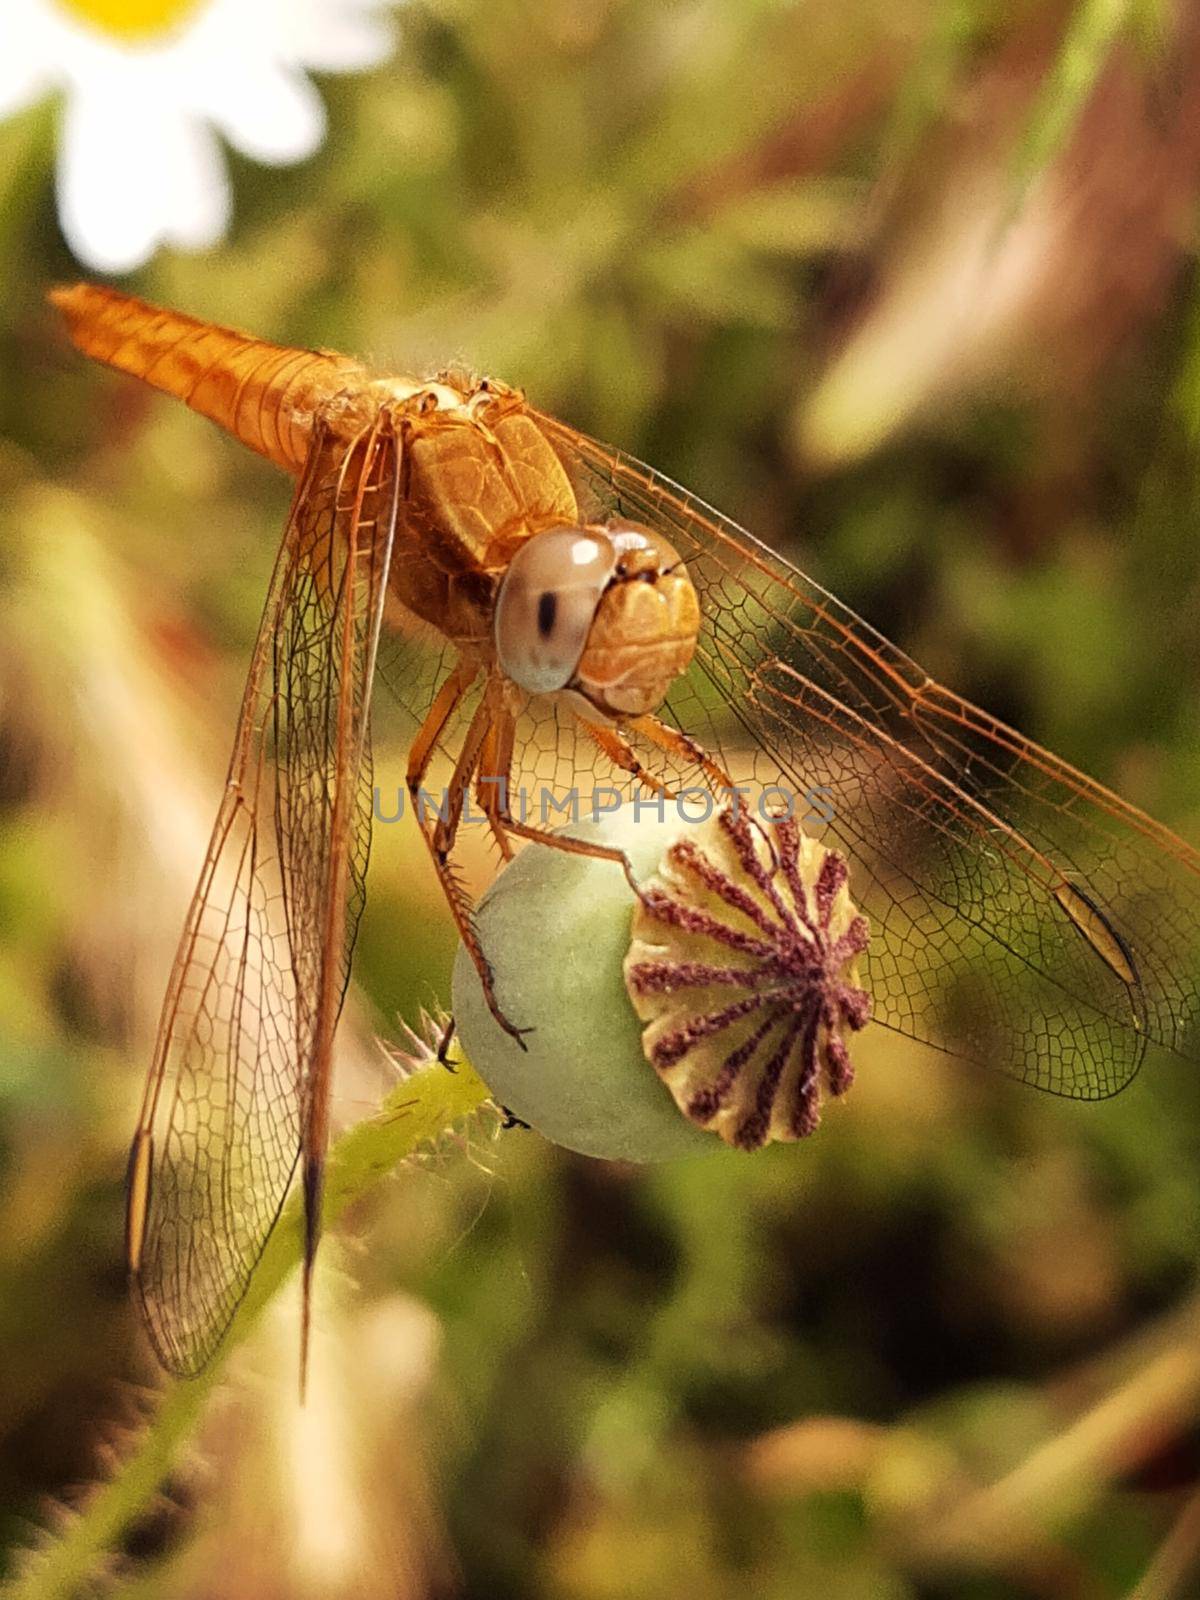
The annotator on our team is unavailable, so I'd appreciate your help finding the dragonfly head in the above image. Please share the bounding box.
[494,522,699,717]
[573,525,700,716]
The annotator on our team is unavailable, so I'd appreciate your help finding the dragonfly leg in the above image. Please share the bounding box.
[406,657,480,791]
[576,717,676,798]
[488,785,645,923]
[475,694,517,862]
[489,736,633,866]
[407,669,530,1048]
[436,1013,458,1068]
[624,713,734,791]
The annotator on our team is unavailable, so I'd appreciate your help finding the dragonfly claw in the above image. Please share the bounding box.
[436,1014,459,1070]
[497,1015,534,1052]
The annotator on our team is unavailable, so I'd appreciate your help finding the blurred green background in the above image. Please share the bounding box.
[5,1,1200,1595]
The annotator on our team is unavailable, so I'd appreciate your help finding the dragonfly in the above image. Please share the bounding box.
[52,283,1200,1382]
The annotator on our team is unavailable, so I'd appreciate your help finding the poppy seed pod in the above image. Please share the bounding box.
[452,801,871,1161]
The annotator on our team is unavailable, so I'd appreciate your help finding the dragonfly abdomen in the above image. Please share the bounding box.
[50,283,362,473]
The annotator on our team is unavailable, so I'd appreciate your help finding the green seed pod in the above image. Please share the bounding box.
[453,808,711,1160]
[452,802,870,1161]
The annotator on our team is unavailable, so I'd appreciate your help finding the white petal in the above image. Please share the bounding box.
[0,57,48,120]
[158,115,231,251]
[290,3,398,72]
[0,2,53,119]
[57,89,159,273]
[56,88,230,273]
[203,61,326,165]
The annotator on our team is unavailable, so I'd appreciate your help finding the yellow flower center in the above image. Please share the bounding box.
[55,0,206,43]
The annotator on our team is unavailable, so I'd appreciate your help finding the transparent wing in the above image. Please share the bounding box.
[128,420,398,1375]
[534,412,1200,1098]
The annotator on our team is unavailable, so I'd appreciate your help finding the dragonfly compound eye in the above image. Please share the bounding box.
[495,527,619,695]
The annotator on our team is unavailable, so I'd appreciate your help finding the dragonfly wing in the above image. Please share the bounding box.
[128,420,399,1375]
[539,416,1200,1098]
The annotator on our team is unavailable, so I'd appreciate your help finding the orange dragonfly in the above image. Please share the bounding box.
[52,283,1200,1381]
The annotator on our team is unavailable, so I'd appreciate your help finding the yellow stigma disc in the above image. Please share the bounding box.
[55,0,206,43]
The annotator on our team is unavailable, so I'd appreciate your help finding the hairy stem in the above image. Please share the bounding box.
[10,1056,492,1600]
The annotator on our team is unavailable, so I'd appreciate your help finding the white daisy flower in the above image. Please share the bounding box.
[1,0,399,273]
